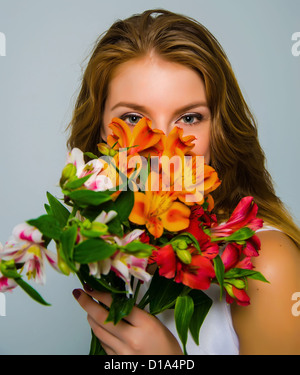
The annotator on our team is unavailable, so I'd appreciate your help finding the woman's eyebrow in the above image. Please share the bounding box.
[110,101,208,113]
[173,102,209,116]
[111,102,148,112]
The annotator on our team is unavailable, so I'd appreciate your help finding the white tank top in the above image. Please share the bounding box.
[143,224,282,355]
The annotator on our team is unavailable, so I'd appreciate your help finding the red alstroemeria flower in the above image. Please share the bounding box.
[225,285,250,306]
[185,205,217,237]
[243,234,261,257]
[152,244,215,290]
[221,242,254,272]
[210,196,263,237]
[221,242,253,306]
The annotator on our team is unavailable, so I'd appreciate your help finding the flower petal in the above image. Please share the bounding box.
[163,126,196,157]
[128,192,149,225]
[177,255,215,290]
[221,243,241,271]
[131,117,164,154]
[154,244,177,279]
[160,201,191,232]
[107,117,132,149]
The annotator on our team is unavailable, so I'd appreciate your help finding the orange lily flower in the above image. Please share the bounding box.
[162,126,196,158]
[107,117,164,157]
[204,165,221,195]
[129,172,191,238]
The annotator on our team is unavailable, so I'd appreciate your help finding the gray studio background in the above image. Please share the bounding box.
[0,0,299,354]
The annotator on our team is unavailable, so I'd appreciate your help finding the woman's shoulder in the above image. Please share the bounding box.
[231,227,300,354]
[254,226,300,275]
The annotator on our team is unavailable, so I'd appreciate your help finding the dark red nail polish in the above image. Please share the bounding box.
[83,283,94,293]
[72,289,81,300]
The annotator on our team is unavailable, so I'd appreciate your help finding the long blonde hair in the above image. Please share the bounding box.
[67,9,300,246]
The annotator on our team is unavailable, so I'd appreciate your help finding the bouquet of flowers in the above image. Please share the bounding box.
[0,117,268,355]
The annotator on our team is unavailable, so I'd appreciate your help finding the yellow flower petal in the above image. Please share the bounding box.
[128,192,149,225]
[160,201,191,232]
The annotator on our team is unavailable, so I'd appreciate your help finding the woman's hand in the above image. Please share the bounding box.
[72,285,183,355]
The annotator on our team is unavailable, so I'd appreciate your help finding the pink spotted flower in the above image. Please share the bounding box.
[1,223,60,285]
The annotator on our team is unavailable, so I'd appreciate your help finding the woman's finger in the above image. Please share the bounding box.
[87,314,119,354]
[83,284,113,308]
[81,283,156,328]
[72,288,126,337]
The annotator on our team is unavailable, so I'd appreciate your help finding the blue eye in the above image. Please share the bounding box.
[120,113,143,126]
[178,113,203,125]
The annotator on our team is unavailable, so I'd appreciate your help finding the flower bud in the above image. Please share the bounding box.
[97,143,110,156]
[57,254,72,276]
[225,278,246,289]
[224,283,235,298]
[176,249,192,264]
[60,163,76,186]
[109,148,117,157]
[82,219,92,230]
[80,221,108,238]
[177,240,188,250]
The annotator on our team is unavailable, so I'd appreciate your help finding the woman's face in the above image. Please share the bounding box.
[102,54,211,163]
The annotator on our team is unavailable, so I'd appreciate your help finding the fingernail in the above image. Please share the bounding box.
[83,283,94,293]
[72,289,81,300]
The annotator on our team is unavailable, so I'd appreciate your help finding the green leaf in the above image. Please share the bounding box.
[148,270,185,315]
[59,224,78,272]
[224,268,269,283]
[0,260,21,279]
[89,330,106,355]
[105,294,135,325]
[15,278,50,306]
[64,175,92,190]
[73,238,117,264]
[174,295,194,355]
[0,261,50,306]
[213,255,225,300]
[67,190,112,207]
[113,190,134,222]
[46,192,70,227]
[228,227,255,241]
[123,241,154,257]
[84,152,99,160]
[78,265,126,294]
[106,215,123,237]
[171,232,201,253]
[188,289,212,346]
[27,214,62,241]
[44,203,52,215]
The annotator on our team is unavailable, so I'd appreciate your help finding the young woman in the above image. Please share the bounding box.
[68,9,300,355]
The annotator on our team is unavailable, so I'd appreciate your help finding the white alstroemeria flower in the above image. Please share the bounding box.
[0,271,18,292]
[66,148,113,191]
[113,229,145,247]
[0,242,18,292]
[67,147,103,179]
[1,223,60,285]
[88,228,151,294]
[94,210,118,224]
[87,210,118,277]
[111,251,151,294]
